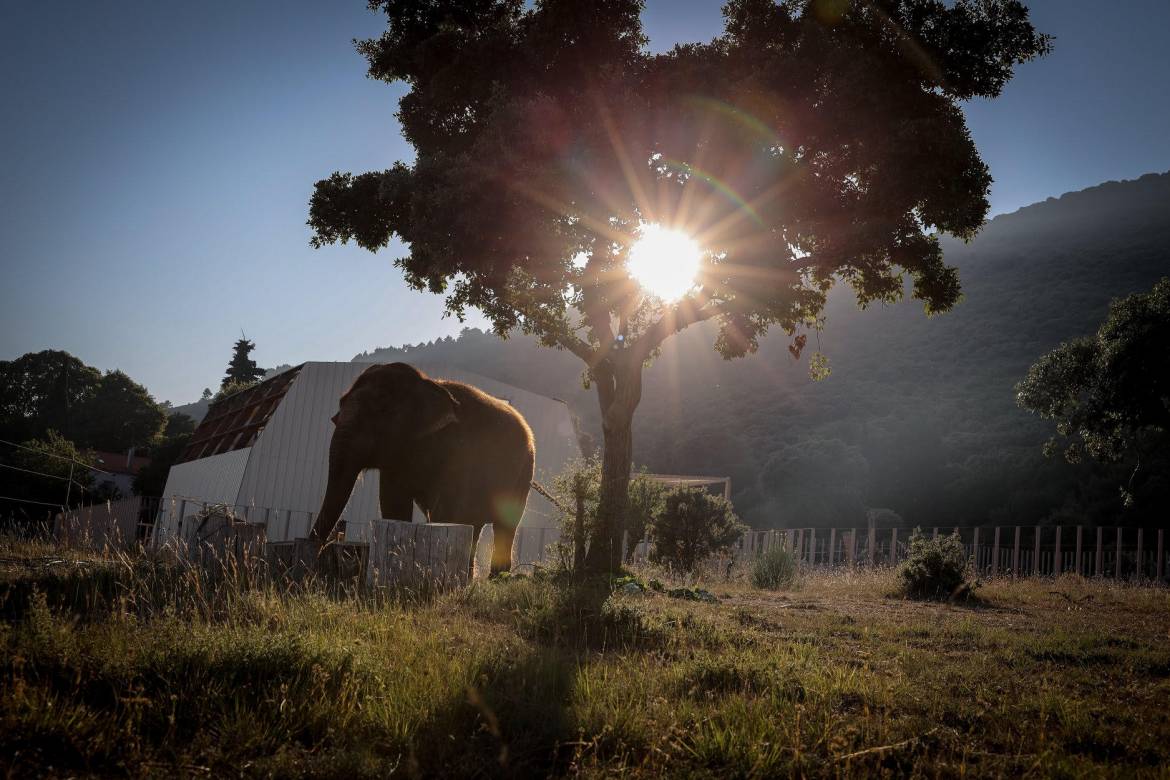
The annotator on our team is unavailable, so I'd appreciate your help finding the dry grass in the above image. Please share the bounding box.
[2,537,1168,777]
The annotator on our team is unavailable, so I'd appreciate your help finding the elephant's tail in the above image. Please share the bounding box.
[529,479,567,511]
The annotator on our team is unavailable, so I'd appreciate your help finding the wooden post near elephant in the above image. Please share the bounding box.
[367,520,475,589]
[263,537,368,587]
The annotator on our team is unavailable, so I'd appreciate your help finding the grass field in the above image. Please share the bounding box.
[2,537,1169,778]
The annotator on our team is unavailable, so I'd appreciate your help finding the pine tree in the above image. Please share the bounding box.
[221,337,265,391]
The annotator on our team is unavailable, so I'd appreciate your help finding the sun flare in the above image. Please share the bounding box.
[627,224,702,302]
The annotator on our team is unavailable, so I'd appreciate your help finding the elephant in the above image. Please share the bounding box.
[310,362,535,574]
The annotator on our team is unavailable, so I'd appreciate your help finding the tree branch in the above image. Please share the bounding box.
[631,299,727,363]
[559,334,597,365]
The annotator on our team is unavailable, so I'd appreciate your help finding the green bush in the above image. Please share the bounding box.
[898,529,970,599]
[649,487,745,572]
[750,546,798,590]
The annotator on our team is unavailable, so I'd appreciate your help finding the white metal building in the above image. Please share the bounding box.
[155,362,582,554]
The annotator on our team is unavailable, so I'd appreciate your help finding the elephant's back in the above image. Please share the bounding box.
[437,379,535,467]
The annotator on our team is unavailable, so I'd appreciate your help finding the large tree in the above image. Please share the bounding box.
[308,0,1049,571]
[77,370,168,453]
[1017,277,1170,507]
[0,350,101,444]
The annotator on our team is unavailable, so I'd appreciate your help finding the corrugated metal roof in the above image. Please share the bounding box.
[177,366,303,463]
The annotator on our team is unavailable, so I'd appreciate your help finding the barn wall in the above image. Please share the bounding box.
[235,363,380,540]
[156,447,252,542]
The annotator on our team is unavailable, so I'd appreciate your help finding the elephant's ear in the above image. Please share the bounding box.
[414,380,460,437]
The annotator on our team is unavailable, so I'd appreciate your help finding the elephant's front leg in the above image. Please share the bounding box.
[379,470,414,522]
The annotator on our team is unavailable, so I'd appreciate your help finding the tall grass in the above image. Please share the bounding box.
[749,546,799,590]
[3,535,1170,777]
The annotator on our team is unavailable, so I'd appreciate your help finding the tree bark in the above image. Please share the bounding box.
[584,356,642,573]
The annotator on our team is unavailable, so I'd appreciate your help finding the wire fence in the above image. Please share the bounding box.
[43,494,1170,585]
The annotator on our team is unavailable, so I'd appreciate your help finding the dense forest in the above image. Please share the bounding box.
[355,173,1170,530]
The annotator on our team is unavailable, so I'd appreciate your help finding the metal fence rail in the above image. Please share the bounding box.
[512,524,1169,582]
[732,525,1168,582]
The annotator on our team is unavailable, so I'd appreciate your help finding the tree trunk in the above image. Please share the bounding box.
[584,358,641,573]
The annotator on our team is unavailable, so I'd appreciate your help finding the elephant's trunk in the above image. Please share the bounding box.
[312,445,362,542]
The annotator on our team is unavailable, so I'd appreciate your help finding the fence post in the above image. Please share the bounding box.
[1054,526,1063,576]
[809,527,817,566]
[1116,528,1123,579]
[829,528,837,566]
[177,499,187,543]
[1075,526,1083,576]
[973,527,981,574]
[797,528,805,564]
[867,526,876,567]
[1033,526,1042,576]
[1012,526,1021,578]
[991,527,1000,576]
[932,527,939,540]
[1136,529,1144,580]
[1095,527,1104,577]
[889,527,898,565]
[1155,528,1165,582]
[848,530,856,569]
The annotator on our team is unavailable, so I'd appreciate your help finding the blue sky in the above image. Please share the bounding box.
[1,1,1167,404]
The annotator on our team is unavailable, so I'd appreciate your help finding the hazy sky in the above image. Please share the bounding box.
[2,1,1168,404]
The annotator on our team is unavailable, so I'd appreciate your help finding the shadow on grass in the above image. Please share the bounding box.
[458,573,678,652]
[408,645,580,776]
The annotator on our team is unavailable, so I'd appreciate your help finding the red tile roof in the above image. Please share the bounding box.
[91,451,152,475]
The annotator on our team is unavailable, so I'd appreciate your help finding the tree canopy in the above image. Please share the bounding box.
[309,0,1049,570]
[0,430,96,520]
[1017,277,1170,505]
[312,0,1048,359]
[0,351,165,454]
[0,350,101,444]
[78,371,168,453]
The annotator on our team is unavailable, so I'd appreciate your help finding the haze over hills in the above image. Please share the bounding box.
[353,173,1170,529]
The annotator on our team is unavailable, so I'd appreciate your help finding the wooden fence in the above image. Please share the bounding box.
[53,497,160,550]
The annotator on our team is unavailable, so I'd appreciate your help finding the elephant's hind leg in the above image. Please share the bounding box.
[489,481,530,574]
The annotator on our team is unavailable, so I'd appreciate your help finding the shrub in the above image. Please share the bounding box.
[649,487,746,572]
[750,546,798,590]
[898,529,970,599]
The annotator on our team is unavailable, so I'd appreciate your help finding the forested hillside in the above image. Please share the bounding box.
[358,173,1170,530]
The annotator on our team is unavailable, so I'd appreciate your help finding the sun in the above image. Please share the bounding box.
[627,223,703,302]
